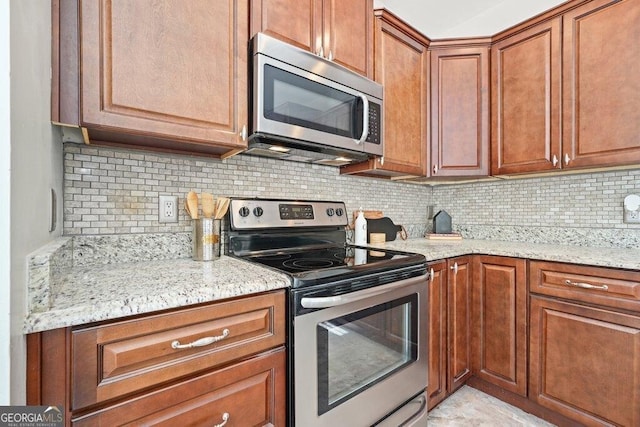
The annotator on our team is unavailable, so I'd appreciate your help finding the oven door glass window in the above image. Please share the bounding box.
[316,294,418,415]
[263,65,363,138]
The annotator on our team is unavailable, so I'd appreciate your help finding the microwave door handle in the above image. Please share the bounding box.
[354,93,369,145]
[301,279,408,309]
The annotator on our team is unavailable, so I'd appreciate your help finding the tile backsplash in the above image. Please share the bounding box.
[63,143,431,236]
[63,143,640,249]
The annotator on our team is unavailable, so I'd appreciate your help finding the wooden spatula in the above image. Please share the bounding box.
[186,191,199,219]
[201,193,215,218]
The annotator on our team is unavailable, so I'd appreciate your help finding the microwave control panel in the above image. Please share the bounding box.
[366,102,381,145]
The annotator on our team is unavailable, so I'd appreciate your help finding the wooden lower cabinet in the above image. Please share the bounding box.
[27,291,286,427]
[73,348,285,426]
[427,256,472,410]
[529,295,640,427]
[427,260,448,409]
[472,256,527,396]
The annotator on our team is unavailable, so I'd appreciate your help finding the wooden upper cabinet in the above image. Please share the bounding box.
[250,0,373,77]
[53,0,249,157]
[491,18,561,175]
[563,0,640,169]
[341,9,429,178]
[430,41,490,178]
[250,0,320,53]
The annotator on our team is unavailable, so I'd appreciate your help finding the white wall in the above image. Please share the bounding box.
[375,0,567,38]
[8,0,62,403]
[0,0,12,405]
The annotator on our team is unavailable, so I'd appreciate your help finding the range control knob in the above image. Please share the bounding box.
[253,207,264,217]
[335,208,344,217]
[239,206,250,217]
[326,208,335,217]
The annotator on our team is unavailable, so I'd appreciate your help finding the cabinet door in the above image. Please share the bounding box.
[430,45,490,177]
[79,0,248,151]
[250,0,321,53]
[427,261,448,410]
[342,11,428,177]
[562,0,640,169]
[491,18,561,175]
[530,296,640,426]
[448,256,472,393]
[322,0,373,77]
[472,256,527,396]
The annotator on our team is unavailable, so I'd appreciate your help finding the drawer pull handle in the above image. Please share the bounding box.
[564,280,608,291]
[213,412,230,427]
[171,329,230,349]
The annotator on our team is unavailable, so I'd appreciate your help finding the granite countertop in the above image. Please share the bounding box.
[375,238,640,270]
[25,235,640,334]
[25,253,291,334]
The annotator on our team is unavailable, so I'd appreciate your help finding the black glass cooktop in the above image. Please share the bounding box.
[244,244,426,288]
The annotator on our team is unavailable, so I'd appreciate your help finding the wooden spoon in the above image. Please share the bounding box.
[186,191,199,219]
[201,193,215,218]
[215,197,230,219]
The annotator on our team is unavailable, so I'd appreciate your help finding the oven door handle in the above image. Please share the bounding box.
[301,280,410,309]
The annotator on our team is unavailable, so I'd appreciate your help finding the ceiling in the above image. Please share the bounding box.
[373,0,568,39]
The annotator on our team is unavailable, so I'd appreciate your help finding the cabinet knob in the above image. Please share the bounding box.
[450,262,458,274]
[241,125,247,141]
[552,154,558,167]
[433,164,438,175]
[564,153,570,166]
[328,50,333,61]
[429,268,434,282]
[317,46,324,58]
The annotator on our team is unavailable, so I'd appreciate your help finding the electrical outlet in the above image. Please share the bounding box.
[624,209,640,224]
[159,195,178,223]
[623,194,640,224]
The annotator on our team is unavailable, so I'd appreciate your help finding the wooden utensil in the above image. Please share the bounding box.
[201,193,215,218]
[186,191,199,219]
[184,199,192,218]
[215,197,230,219]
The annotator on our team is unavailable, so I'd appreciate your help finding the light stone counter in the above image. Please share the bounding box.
[25,234,639,334]
[375,238,640,270]
[25,250,291,334]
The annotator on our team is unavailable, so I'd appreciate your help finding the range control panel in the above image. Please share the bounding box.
[229,199,348,230]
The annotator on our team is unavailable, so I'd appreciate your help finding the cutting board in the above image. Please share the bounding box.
[352,210,384,223]
[367,217,406,242]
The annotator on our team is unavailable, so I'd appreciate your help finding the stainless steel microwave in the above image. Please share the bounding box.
[246,33,383,166]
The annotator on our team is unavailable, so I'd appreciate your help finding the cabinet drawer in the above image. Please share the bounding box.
[530,261,640,312]
[72,348,286,427]
[71,291,285,410]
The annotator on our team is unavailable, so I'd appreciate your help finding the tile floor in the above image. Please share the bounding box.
[427,386,555,426]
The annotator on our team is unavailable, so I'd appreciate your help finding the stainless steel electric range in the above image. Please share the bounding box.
[227,198,429,426]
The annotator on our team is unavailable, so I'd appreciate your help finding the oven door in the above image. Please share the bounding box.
[292,274,428,427]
